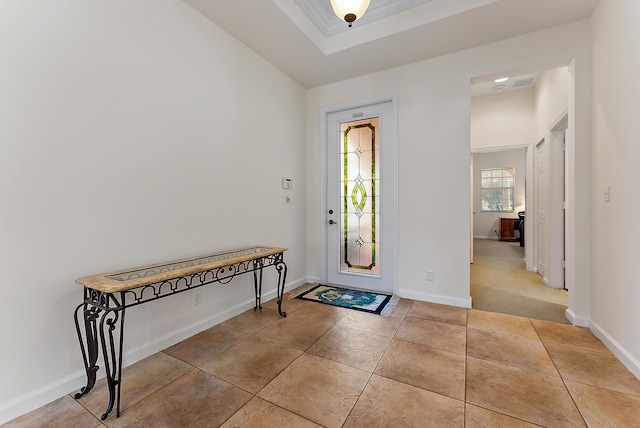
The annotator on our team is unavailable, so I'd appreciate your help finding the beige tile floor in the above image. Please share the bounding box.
[5,287,640,428]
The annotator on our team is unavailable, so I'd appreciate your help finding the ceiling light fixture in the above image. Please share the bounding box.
[494,77,509,83]
[330,0,371,27]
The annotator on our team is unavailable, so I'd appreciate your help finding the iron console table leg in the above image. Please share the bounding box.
[73,289,125,420]
[253,258,263,311]
[275,258,288,317]
[73,292,100,399]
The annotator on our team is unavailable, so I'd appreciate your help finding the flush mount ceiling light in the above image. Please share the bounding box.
[494,77,509,83]
[330,0,371,27]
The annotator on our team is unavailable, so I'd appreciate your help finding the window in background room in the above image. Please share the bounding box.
[481,167,514,211]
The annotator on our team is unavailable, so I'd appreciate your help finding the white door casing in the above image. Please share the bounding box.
[323,99,397,293]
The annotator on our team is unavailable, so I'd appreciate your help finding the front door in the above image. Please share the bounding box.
[326,101,396,293]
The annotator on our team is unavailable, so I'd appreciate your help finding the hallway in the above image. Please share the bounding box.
[471,239,569,324]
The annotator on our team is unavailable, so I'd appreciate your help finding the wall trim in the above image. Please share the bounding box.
[565,308,588,327]
[473,235,499,240]
[590,320,640,380]
[398,289,472,309]
[0,369,87,425]
[306,276,321,285]
[0,276,307,425]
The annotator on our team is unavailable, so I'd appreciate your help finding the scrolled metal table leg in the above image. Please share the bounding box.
[275,260,288,317]
[73,299,100,399]
[253,259,263,311]
[97,294,126,420]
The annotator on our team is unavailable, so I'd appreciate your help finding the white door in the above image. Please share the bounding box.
[326,101,396,293]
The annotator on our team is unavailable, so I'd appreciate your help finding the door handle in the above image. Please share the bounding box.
[329,220,337,225]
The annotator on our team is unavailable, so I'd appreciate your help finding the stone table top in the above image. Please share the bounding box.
[76,246,288,293]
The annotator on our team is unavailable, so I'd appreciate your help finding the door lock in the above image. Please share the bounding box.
[329,220,336,225]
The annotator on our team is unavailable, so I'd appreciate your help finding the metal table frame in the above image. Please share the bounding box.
[73,246,287,420]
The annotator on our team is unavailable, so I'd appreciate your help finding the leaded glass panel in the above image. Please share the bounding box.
[339,118,380,275]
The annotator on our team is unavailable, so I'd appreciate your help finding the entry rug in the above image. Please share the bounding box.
[295,284,396,316]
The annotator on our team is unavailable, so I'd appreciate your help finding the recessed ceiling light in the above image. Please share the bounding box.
[494,77,509,83]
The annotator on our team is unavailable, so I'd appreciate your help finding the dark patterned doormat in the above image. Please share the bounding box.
[295,284,395,315]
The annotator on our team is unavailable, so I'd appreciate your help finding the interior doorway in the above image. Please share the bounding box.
[469,67,571,323]
[470,148,567,322]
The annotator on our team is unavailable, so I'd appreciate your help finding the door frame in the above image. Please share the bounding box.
[319,95,399,293]
[470,144,533,269]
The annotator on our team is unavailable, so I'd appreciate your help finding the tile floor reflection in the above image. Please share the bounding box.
[4,285,640,427]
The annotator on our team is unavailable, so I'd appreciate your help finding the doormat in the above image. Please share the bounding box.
[295,284,396,316]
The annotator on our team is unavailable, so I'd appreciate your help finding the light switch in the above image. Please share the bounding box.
[282,178,292,190]
[603,185,610,202]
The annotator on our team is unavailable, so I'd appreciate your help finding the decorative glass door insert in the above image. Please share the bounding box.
[340,117,380,276]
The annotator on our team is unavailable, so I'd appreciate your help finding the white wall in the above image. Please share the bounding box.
[0,0,307,421]
[535,67,570,141]
[306,21,592,311]
[471,88,535,150]
[472,150,526,239]
[531,67,571,290]
[590,0,640,376]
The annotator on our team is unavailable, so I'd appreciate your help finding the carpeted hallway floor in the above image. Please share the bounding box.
[471,239,569,324]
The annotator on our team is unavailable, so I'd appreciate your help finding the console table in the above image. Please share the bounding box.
[73,246,287,420]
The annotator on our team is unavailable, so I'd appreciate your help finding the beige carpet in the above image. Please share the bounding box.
[471,239,569,324]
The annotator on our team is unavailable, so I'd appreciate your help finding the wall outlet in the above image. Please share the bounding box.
[426,270,434,281]
[192,290,201,306]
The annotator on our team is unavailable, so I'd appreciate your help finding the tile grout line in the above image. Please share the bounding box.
[530,321,591,427]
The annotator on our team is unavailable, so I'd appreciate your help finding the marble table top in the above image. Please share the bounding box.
[76,246,287,293]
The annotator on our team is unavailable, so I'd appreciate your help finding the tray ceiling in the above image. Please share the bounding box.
[181,0,599,88]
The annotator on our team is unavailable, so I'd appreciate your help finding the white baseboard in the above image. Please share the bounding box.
[563,310,640,380]
[473,235,499,240]
[565,308,589,327]
[0,370,88,425]
[0,276,307,425]
[589,320,640,380]
[397,289,472,309]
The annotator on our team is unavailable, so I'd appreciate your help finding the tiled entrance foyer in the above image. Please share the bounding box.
[5,289,640,427]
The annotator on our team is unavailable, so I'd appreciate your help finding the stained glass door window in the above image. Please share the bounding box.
[340,118,380,276]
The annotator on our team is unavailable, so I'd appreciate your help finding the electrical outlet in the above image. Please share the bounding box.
[426,270,434,281]
[192,290,201,306]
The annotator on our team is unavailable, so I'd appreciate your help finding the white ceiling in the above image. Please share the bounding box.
[470,72,540,97]
[180,0,598,89]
